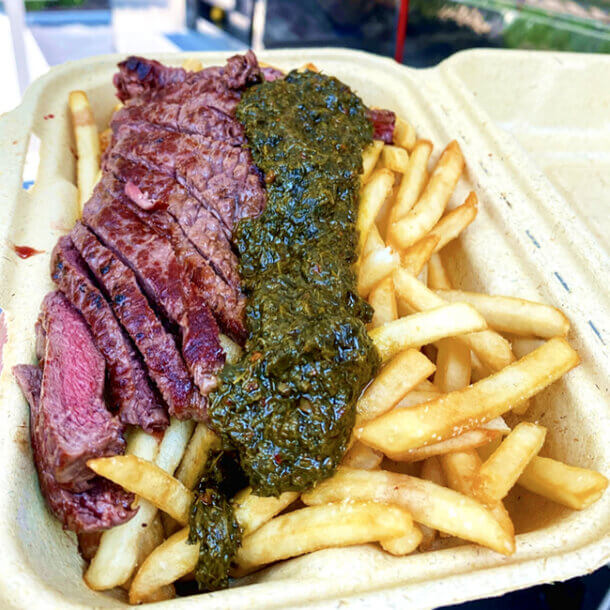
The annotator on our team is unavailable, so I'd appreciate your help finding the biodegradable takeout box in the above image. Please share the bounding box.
[0,49,608,609]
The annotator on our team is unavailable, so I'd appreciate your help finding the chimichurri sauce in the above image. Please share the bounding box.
[209,69,380,496]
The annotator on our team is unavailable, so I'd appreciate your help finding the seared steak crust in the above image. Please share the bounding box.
[50,235,168,432]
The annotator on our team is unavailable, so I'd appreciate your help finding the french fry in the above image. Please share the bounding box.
[302,468,515,555]
[427,252,452,290]
[357,338,578,455]
[369,276,398,328]
[358,246,400,296]
[380,523,423,555]
[426,191,478,252]
[518,456,608,510]
[393,116,417,151]
[370,303,487,361]
[341,441,383,470]
[415,379,441,392]
[401,234,440,276]
[473,423,546,505]
[434,337,471,393]
[389,141,464,250]
[218,333,243,365]
[361,140,385,183]
[386,427,504,462]
[379,145,409,173]
[129,491,300,603]
[362,223,385,259]
[395,389,440,409]
[357,168,394,256]
[175,423,220,490]
[393,268,515,371]
[235,502,414,571]
[356,349,435,422]
[437,290,570,339]
[387,140,432,229]
[87,455,194,525]
[441,451,514,537]
[420,456,446,487]
[181,58,203,71]
[68,90,100,211]
[86,418,193,590]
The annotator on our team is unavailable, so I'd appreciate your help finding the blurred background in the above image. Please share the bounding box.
[2,0,610,113]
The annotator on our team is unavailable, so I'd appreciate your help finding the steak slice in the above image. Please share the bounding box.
[83,189,225,392]
[109,122,266,233]
[100,166,246,341]
[367,108,395,144]
[13,364,136,533]
[71,221,207,421]
[112,102,245,146]
[51,235,168,432]
[36,291,126,492]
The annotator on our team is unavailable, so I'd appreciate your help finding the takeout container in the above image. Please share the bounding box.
[0,48,608,609]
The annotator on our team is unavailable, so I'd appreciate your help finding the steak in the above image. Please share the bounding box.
[51,235,168,433]
[108,123,266,234]
[367,108,395,144]
[71,221,208,421]
[36,291,126,492]
[13,364,136,533]
[83,188,226,392]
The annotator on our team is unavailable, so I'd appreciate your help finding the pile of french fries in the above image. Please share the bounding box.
[66,65,607,604]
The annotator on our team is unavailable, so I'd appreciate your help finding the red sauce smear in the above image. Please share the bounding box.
[13,245,44,259]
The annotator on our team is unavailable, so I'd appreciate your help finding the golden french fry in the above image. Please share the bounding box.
[437,290,570,339]
[357,338,578,455]
[427,191,478,252]
[380,523,423,555]
[389,141,464,250]
[181,57,203,71]
[362,223,385,259]
[395,389,440,409]
[129,490,298,603]
[434,337,471,392]
[427,252,452,290]
[473,423,546,505]
[393,116,417,151]
[387,140,432,229]
[341,441,383,470]
[369,276,398,329]
[379,144,409,172]
[420,456,446,487]
[174,423,220,491]
[86,418,193,590]
[302,468,515,555]
[518,456,608,510]
[393,268,515,371]
[68,90,100,211]
[441,451,514,537]
[401,234,440,276]
[87,455,194,525]
[236,502,414,571]
[358,246,400,296]
[357,168,395,255]
[386,427,504,462]
[99,127,112,155]
[357,349,435,423]
[361,140,385,183]
[370,303,487,361]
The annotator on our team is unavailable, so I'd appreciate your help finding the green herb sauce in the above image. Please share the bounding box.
[209,70,380,496]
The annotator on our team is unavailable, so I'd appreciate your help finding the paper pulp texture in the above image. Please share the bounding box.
[0,48,608,609]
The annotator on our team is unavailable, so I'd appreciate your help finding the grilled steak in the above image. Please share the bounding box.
[82,189,225,392]
[51,236,168,432]
[13,364,136,533]
[36,291,126,492]
[367,108,395,144]
[71,221,208,421]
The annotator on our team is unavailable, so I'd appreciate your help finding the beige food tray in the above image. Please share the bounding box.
[0,48,608,609]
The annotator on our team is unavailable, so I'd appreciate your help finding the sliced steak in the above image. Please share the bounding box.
[13,364,136,533]
[114,56,186,103]
[51,235,168,432]
[366,108,395,144]
[112,102,245,146]
[36,291,126,492]
[83,188,226,391]
[71,221,207,421]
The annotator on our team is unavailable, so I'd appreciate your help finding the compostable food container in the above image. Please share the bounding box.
[0,48,608,609]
